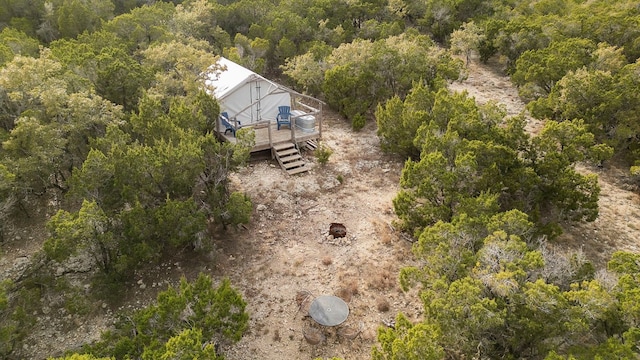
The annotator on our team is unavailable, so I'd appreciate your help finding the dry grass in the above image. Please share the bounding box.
[354,183,369,192]
[244,287,260,299]
[303,327,325,345]
[371,177,387,188]
[394,243,413,262]
[367,266,396,291]
[376,297,390,312]
[299,186,321,200]
[338,324,362,340]
[270,221,291,235]
[295,290,314,313]
[336,279,359,302]
[340,188,356,198]
[374,219,394,246]
[341,137,355,147]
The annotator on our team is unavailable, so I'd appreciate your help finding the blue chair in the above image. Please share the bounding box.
[220,111,241,136]
[276,106,292,130]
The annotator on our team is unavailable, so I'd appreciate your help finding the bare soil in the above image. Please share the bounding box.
[3,57,640,360]
[215,115,419,359]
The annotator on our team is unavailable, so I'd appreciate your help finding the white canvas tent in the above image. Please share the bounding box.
[205,57,292,127]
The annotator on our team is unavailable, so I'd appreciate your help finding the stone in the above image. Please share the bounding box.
[56,267,65,277]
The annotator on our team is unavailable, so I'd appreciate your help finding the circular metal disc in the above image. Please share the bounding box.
[308,295,349,326]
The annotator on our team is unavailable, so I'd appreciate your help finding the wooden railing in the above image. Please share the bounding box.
[294,98,322,138]
[237,120,273,148]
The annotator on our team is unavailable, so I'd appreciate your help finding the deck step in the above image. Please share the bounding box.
[282,160,306,169]
[273,142,309,175]
[305,140,318,151]
[273,142,295,151]
[280,154,302,163]
[277,148,299,157]
[287,166,311,175]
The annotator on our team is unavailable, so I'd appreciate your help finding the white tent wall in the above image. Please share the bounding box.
[221,78,291,125]
[206,57,293,128]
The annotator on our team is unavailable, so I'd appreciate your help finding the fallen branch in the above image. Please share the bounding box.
[400,232,416,243]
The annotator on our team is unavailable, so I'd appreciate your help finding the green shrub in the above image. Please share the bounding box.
[85,274,248,359]
[351,113,366,130]
[315,144,333,165]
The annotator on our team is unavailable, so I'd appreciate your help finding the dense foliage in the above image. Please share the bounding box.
[477,1,640,169]
[374,211,640,359]
[1,2,255,358]
[285,31,464,128]
[78,273,246,359]
[2,0,640,359]
[379,84,612,237]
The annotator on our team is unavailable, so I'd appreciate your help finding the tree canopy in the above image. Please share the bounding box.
[378,84,611,237]
[80,273,247,360]
[375,211,640,359]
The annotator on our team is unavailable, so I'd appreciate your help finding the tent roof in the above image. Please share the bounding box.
[205,57,324,104]
[206,57,262,99]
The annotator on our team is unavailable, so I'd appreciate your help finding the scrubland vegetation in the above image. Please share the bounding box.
[2,0,640,359]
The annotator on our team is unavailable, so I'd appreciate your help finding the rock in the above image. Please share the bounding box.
[275,195,292,207]
[335,163,352,176]
[65,254,94,273]
[320,176,340,190]
[9,256,31,279]
[256,204,267,211]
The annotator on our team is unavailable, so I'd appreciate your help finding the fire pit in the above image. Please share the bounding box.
[329,223,347,238]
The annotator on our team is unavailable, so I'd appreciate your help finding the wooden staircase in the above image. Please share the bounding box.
[272,142,310,175]
[304,139,318,151]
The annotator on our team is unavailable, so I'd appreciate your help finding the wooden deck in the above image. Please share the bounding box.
[217,119,321,153]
